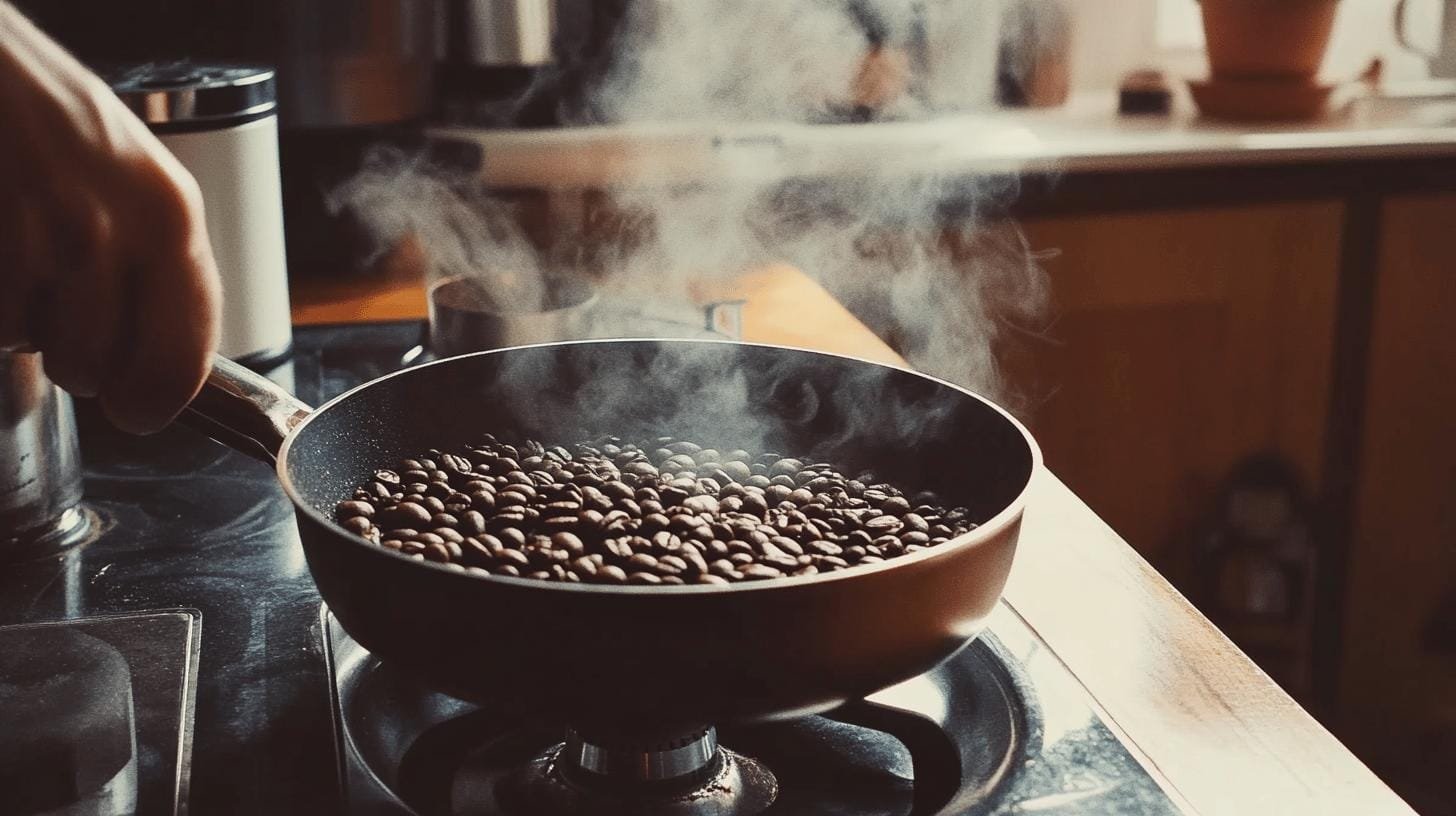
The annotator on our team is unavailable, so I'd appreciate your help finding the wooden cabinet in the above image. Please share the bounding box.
[1000,195,1456,809]
[1337,194,1456,802]
[1012,203,1344,571]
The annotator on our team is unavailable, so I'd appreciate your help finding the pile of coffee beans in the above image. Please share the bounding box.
[335,435,977,585]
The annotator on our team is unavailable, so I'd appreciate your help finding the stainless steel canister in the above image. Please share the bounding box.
[0,353,87,560]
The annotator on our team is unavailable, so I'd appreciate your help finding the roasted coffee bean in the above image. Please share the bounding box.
[901,531,931,547]
[341,516,373,536]
[627,553,659,572]
[698,574,730,585]
[880,496,912,516]
[720,461,752,482]
[768,458,803,478]
[770,536,804,557]
[550,532,587,557]
[344,435,978,584]
[433,528,465,545]
[628,571,663,585]
[739,493,769,517]
[740,563,784,580]
[381,502,432,528]
[807,539,842,556]
[864,515,903,533]
[337,500,375,519]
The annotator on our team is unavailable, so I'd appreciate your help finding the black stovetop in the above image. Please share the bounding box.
[0,322,1189,815]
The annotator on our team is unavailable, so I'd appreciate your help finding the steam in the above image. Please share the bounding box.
[331,0,1049,413]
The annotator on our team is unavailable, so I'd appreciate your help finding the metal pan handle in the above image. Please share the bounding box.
[178,355,313,464]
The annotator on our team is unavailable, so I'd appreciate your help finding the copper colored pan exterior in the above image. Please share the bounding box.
[183,340,1040,734]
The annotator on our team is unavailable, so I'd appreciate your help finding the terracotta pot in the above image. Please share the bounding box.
[1201,0,1340,80]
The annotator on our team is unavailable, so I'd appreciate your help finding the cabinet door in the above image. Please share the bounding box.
[1339,194,1456,785]
[1012,202,1344,574]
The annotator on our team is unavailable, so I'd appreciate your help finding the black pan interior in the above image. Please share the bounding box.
[284,341,1034,525]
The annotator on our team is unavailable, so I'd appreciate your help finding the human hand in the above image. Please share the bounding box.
[0,2,221,434]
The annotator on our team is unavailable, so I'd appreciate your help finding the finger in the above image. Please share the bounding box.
[0,203,58,351]
[99,172,221,435]
[35,195,121,397]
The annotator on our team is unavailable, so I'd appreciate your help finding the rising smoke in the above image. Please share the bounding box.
[331,0,1048,411]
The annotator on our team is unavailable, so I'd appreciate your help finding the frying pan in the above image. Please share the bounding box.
[183,339,1039,735]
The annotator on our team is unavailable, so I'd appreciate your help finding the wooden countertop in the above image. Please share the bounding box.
[291,264,1415,816]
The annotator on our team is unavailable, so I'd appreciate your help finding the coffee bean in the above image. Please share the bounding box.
[382,502,431,528]
[698,574,730,585]
[345,436,978,584]
[880,496,912,516]
[628,572,663,585]
[901,531,931,547]
[550,532,586,557]
[740,493,769,517]
[807,539,842,556]
[865,515,903,534]
[741,564,784,580]
[433,528,465,545]
[337,500,375,519]
[768,458,803,478]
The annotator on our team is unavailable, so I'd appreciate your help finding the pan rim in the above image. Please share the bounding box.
[275,337,1043,595]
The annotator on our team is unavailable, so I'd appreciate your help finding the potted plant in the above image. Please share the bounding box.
[1200,0,1341,79]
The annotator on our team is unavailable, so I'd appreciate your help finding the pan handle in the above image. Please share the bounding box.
[178,355,313,464]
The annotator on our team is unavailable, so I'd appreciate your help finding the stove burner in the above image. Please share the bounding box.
[562,725,720,783]
[327,606,1042,816]
[490,735,778,816]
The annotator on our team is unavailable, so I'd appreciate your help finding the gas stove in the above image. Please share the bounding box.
[0,321,1189,815]
[327,598,1186,815]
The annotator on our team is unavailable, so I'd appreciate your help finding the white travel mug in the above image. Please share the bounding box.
[111,64,294,366]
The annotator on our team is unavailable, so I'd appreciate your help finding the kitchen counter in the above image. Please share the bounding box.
[292,264,1413,816]
[426,84,1456,188]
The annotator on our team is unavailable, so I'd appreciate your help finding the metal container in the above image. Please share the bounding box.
[426,274,745,358]
[0,353,87,560]
[428,275,597,357]
[112,63,294,367]
[447,0,557,67]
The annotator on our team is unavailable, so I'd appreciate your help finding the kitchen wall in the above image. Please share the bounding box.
[1066,0,1437,91]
